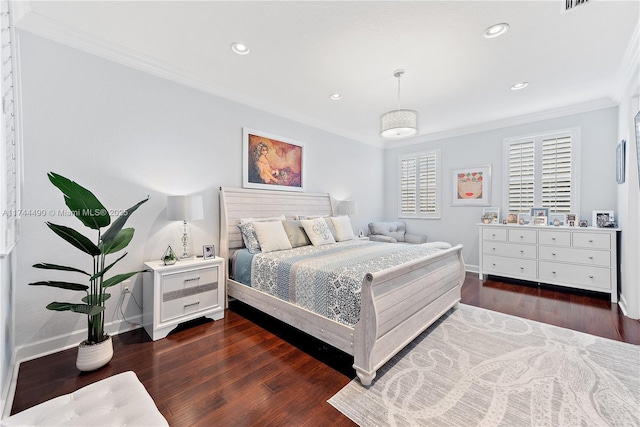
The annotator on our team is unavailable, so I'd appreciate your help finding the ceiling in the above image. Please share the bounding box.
[15,1,640,148]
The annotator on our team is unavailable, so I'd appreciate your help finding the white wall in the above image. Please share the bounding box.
[14,31,385,359]
[384,107,619,271]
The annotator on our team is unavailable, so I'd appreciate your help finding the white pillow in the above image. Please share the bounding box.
[300,219,336,246]
[330,216,356,241]
[252,221,292,253]
[239,215,286,224]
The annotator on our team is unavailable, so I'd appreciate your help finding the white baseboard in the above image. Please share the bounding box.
[464,264,479,274]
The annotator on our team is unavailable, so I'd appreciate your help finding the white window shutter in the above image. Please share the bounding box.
[541,136,572,213]
[399,150,439,218]
[400,157,417,215]
[508,140,535,212]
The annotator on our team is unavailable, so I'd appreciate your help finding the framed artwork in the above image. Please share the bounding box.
[203,244,215,259]
[616,139,625,184]
[517,212,531,225]
[532,216,547,226]
[530,207,549,218]
[506,212,519,224]
[482,207,500,223]
[243,127,304,192]
[451,165,491,206]
[592,210,615,228]
[564,213,577,226]
[548,213,565,226]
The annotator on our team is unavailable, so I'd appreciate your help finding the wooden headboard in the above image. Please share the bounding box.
[219,187,334,265]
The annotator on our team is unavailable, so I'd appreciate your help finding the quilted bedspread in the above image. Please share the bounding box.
[251,240,451,327]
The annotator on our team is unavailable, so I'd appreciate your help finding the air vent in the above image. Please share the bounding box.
[565,0,589,11]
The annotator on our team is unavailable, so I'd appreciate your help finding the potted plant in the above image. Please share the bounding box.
[29,173,148,371]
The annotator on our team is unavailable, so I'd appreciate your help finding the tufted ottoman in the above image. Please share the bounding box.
[2,371,168,427]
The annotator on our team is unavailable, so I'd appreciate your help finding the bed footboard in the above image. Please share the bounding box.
[353,244,465,386]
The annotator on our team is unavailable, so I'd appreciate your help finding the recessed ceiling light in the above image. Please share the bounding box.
[231,42,250,55]
[510,82,529,91]
[483,23,510,39]
[329,93,342,100]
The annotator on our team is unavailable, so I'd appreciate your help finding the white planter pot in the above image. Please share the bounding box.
[76,336,113,371]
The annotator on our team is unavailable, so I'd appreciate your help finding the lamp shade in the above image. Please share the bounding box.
[380,109,420,139]
[166,195,204,221]
[340,200,358,216]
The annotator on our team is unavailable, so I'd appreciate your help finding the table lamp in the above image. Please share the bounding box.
[166,195,204,259]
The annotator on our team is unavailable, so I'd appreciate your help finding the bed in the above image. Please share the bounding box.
[219,187,465,386]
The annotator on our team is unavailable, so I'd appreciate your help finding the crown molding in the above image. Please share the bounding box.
[384,97,617,149]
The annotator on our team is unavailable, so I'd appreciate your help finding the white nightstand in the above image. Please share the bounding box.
[142,257,225,340]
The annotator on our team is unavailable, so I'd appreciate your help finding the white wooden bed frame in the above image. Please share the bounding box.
[219,187,465,386]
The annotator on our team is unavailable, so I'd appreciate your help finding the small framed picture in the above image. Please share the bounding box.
[548,213,565,226]
[203,244,215,259]
[517,212,531,225]
[530,207,549,218]
[565,213,577,226]
[482,207,500,223]
[532,216,547,226]
[506,213,518,224]
[592,211,615,228]
[579,220,588,227]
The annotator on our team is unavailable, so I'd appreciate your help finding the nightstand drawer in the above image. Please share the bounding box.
[162,267,218,293]
[161,267,219,322]
[483,228,507,242]
[539,261,611,291]
[572,232,610,250]
[538,246,610,267]
[539,230,571,246]
[508,229,537,244]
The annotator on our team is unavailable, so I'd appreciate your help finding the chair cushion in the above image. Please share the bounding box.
[2,371,168,427]
[368,221,407,242]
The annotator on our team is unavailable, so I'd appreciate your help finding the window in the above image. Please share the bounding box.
[504,129,579,214]
[399,150,440,218]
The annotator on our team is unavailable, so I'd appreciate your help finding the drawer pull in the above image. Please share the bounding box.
[520,235,524,239]
[552,237,556,241]
[552,271,556,274]
[552,253,556,256]
[588,256,594,260]
[492,234,496,237]
[589,275,594,279]
[492,247,496,251]
[588,239,593,243]
[520,250,524,253]
[492,263,496,266]
[184,277,200,283]
[520,267,524,270]
[184,301,200,308]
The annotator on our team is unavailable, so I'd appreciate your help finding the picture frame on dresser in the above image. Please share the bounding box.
[517,212,531,225]
[482,207,500,223]
[532,216,547,226]
[593,210,615,228]
[564,213,577,226]
[530,207,549,218]
[548,213,565,226]
[203,244,215,259]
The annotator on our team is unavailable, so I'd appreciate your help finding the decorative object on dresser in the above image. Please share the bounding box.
[530,207,549,217]
[28,173,148,371]
[532,216,547,226]
[161,245,177,265]
[482,207,500,223]
[166,195,204,259]
[506,213,518,224]
[616,139,626,184]
[565,213,577,226]
[517,212,531,225]
[548,213,565,226]
[451,165,491,206]
[593,210,615,228]
[203,244,215,259]
[478,223,620,302]
[143,256,225,340]
[242,127,304,192]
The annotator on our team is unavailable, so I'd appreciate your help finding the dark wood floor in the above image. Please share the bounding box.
[11,273,640,426]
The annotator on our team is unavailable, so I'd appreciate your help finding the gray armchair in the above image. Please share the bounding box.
[367,221,427,244]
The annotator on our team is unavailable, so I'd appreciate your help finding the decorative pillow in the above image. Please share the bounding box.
[252,221,292,253]
[281,220,311,248]
[330,216,356,241]
[237,222,261,253]
[300,219,336,246]
[239,215,286,225]
[297,215,338,240]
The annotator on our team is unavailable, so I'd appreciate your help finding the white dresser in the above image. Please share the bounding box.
[478,224,619,302]
[143,257,225,340]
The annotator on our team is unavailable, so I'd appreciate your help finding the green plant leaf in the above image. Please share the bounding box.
[102,271,144,289]
[46,222,101,256]
[32,263,90,276]
[46,302,104,316]
[29,281,89,291]
[102,197,149,245]
[101,228,134,255]
[82,293,111,305]
[48,172,111,230]
[90,252,127,281]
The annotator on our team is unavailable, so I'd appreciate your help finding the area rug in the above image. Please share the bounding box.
[328,304,640,426]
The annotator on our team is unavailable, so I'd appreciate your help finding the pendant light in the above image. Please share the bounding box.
[380,69,419,140]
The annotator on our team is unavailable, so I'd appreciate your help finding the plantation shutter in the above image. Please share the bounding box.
[399,150,439,218]
[541,136,572,213]
[508,140,535,212]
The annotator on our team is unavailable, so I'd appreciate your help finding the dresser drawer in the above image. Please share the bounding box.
[572,232,610,250]
[161,267,219,322]
[538,261,611,292]
[483,254,537,279]
[538,246,610,267]
[482,228,507,242]
[508,229,537,244]
[483,241,537,259]
[539,230,571,246]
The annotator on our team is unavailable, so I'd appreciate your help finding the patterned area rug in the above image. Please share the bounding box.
[328,304,640,426]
